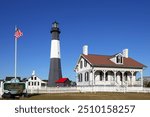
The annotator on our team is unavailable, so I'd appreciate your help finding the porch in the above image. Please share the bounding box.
[77,68,143,87]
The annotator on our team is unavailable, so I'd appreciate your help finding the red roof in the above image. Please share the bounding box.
[82,54,146,68]
[55,78,68,83]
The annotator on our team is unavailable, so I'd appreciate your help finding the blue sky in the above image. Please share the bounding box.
[0,0,150,80]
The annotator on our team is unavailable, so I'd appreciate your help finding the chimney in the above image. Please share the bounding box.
[123,49,128,58]
[83,45,88,55]
[32,70,35,76]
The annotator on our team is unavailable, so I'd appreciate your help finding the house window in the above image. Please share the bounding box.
[28,82,30,86]
[78,74,82,82]
[38,82,40,86]
[32,82,33,86]
[85,72,89,81]
[34,82,36,86]
[34,77,37,80]
[84,60,87,67]
[78,74,80,82]
[80,74,83,82]
[31,77,33,80]
[86,72,89,81]
[80,61,83,69]
[116,55,123,64]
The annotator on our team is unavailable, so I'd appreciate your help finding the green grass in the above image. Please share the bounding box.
[19,92,150,100]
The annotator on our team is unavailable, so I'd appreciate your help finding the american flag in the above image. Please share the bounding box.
[14,28,23,39]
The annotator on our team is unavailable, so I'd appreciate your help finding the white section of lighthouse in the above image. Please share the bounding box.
[48,21,62,87]
[50,40,60,58]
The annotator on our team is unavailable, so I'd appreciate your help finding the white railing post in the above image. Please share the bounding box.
[140,71,143,88]
[114,71,116,85]
[131,71,134,86]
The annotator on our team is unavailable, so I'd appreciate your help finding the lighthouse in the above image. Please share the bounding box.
[48,21,62,87]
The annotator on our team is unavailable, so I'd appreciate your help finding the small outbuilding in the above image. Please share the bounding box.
[55,78,71,87]
[27,71,47,89]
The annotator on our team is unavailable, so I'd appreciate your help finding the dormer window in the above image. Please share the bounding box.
[116,55,123,64]
[110,53,124,64]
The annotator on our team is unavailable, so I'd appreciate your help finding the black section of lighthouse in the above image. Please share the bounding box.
[48,21,62,87]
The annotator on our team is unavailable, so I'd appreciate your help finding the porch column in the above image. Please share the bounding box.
[103,70,106,85]
[0,82,3,89]
[121,71,124,86]
[131,71,134,86]
[88,71,90,86]
[92,69,96,86]
[114,71,117,85]
[140,71,143,87]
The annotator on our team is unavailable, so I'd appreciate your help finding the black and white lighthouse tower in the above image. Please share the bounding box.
[48,21,62,87]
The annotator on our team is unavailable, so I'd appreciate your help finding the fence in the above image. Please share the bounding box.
[1,81,150,96]
[27,87,79,94]
[27,86,150,94]
[0,83,2,98]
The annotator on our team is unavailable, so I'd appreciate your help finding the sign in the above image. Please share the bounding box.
[3,83,26,94]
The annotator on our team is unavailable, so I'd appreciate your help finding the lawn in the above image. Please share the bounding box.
[20,92,150,100]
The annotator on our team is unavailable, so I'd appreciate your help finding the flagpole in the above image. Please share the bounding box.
[14,26,23,80]
[15,26,17,80]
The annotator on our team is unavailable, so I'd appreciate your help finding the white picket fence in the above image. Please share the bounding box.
[27,86,150,94]
[27,87,79,94]
[1,84,150,97]
[0,85,2,98]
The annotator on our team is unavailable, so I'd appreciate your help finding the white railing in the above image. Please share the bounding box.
[143,88,150,93]
[134,81,141,86]
[27,86,150,94]
[27,87,79,94]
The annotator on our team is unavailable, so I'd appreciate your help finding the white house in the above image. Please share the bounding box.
[27,71,47,89]
[74,45,146,87]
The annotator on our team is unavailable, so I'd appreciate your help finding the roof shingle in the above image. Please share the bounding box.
[82,54,146,68]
